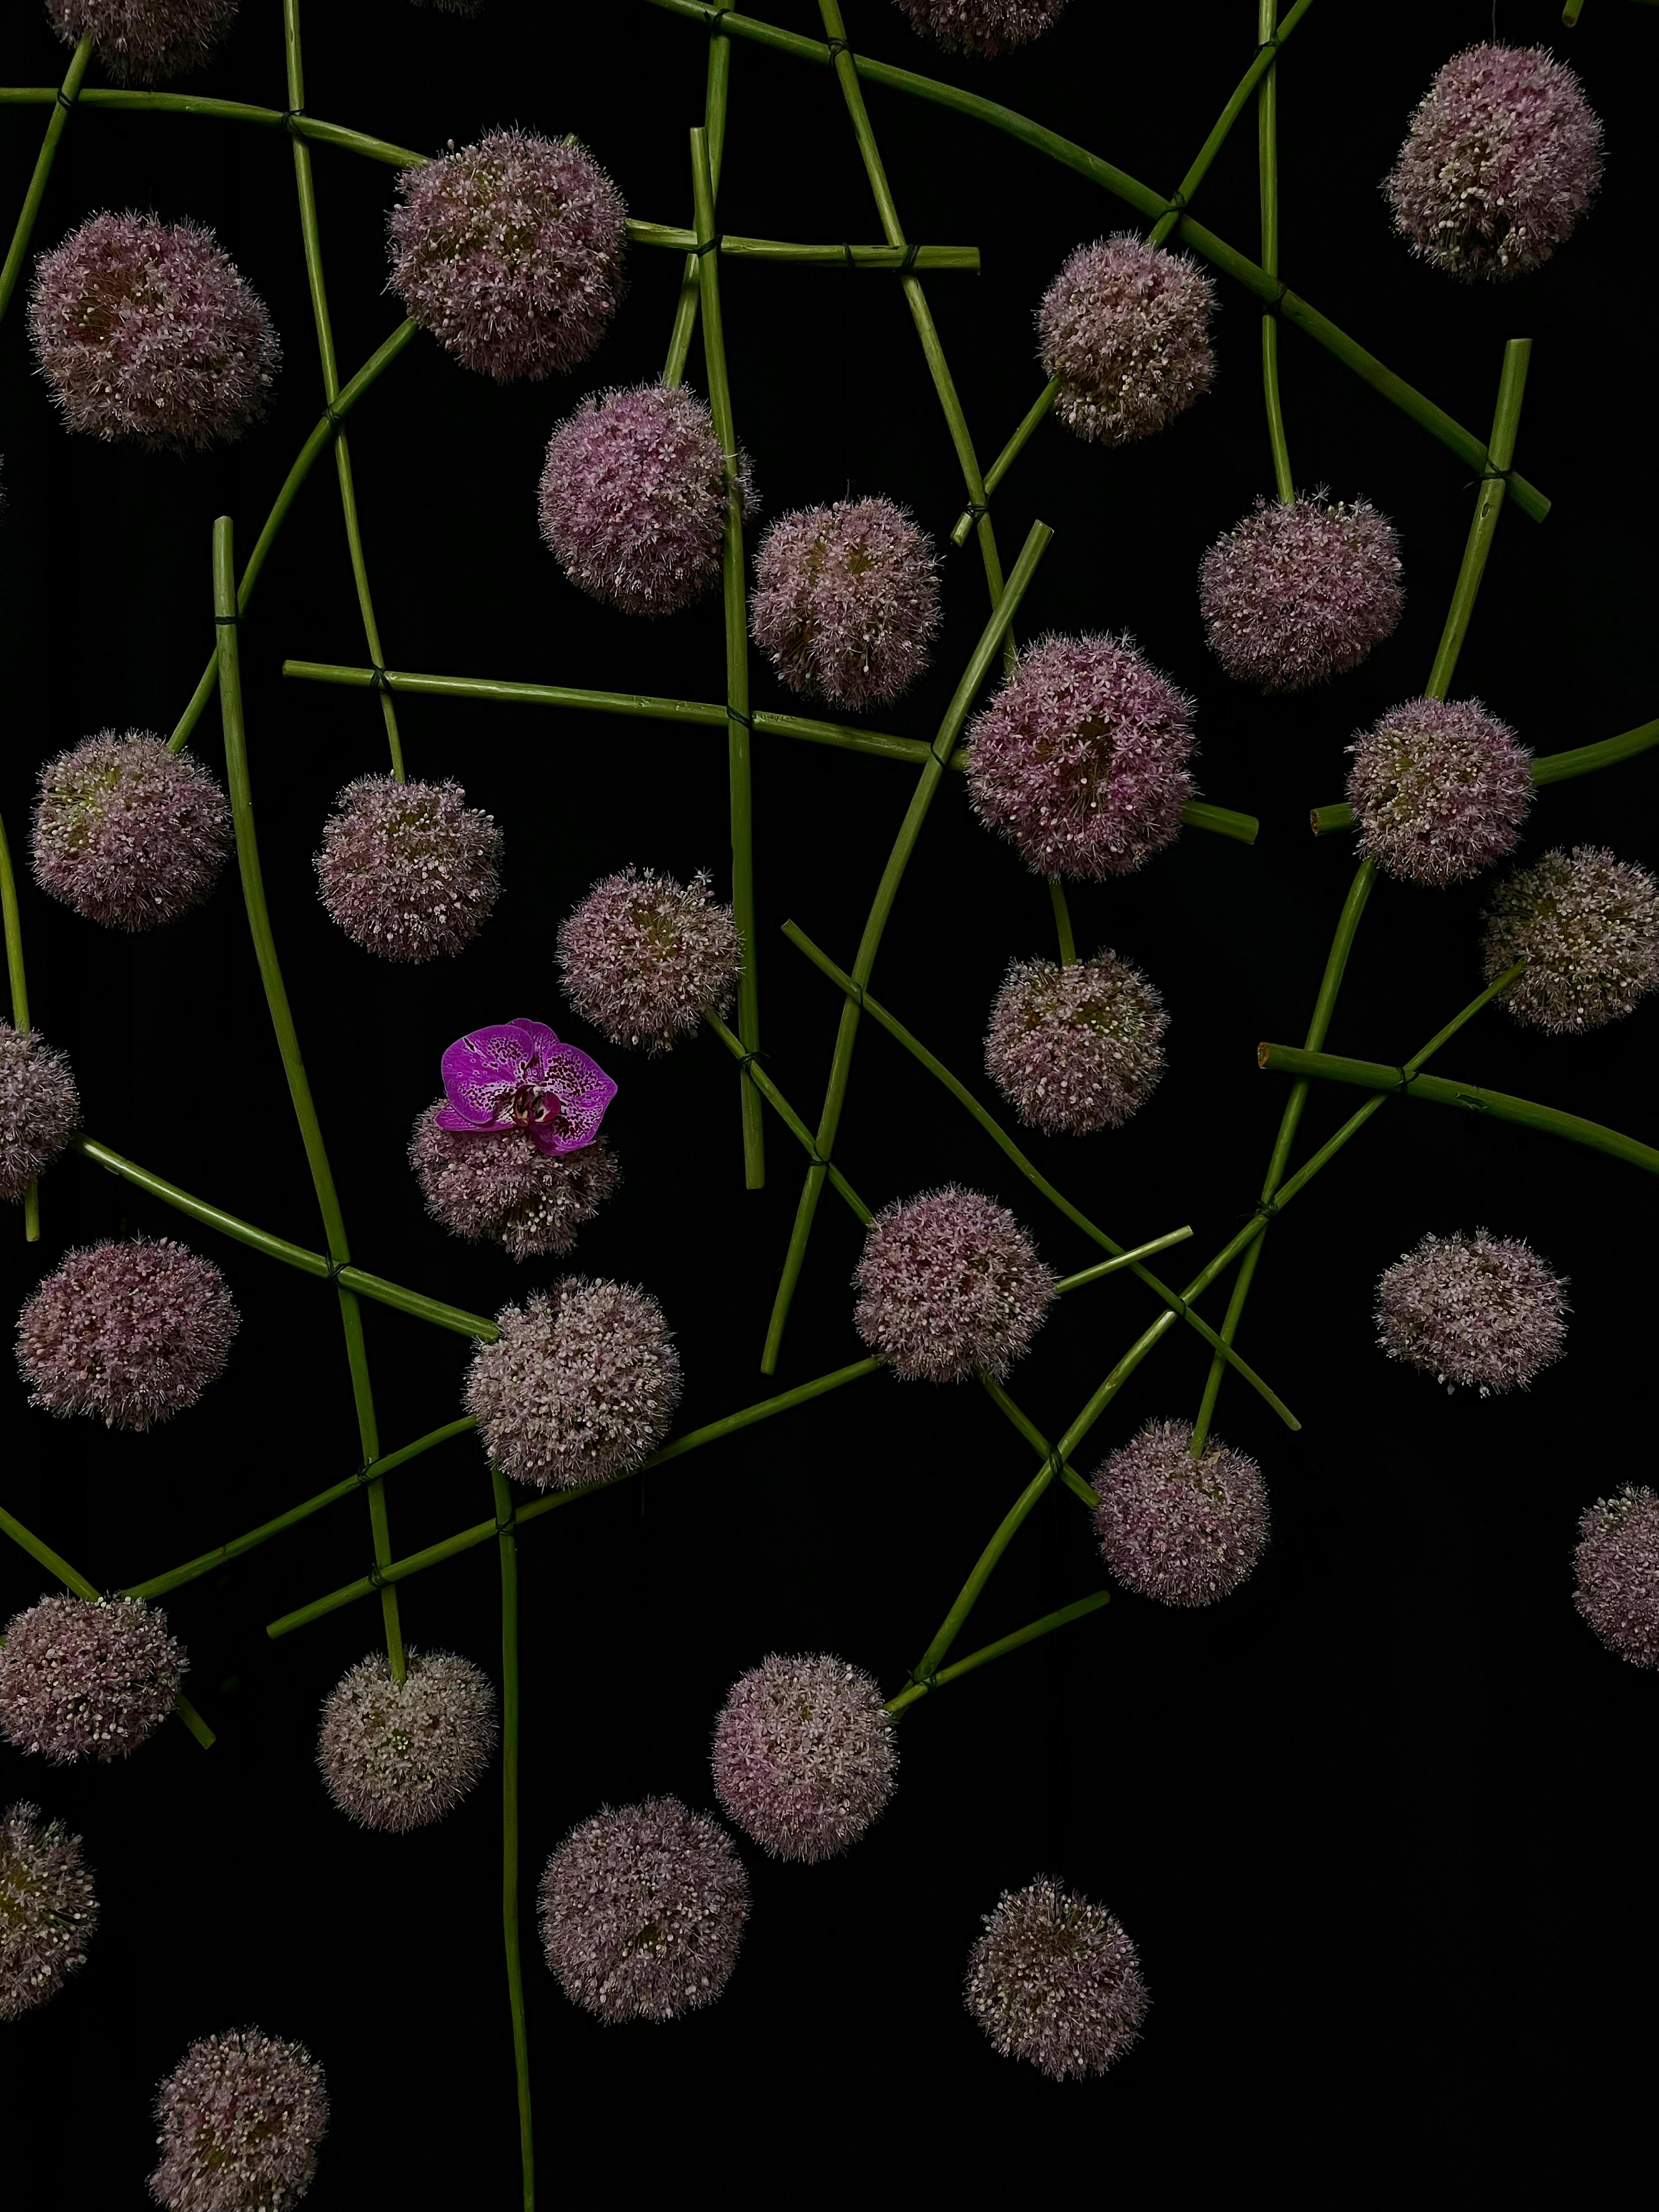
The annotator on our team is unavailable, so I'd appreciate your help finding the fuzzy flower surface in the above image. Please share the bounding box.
[539,1796,749,2023]
[0,1022,79,1201]
[1573,1487,1659,1672]
[150,2029,327,2212]
[317,1649,496,1832]
[1385,44,1602,282]
[410,1104,619,1262]
[538,382,752,617]
[388,128,626,381]
[437,1018,615,1156]
[17,1236,238,1429]
[1346,698,1532,885]
[1198,494,1404,692]
[0,1802,98,2022]
[965,1876,1147,2081]
[466,1277,681,1491]
[1091,1417,1269,1608]
[711,1654,896,1863]
[32,730,232,931]
[1038,235,1215,446]
[314,774,501,962]
[46,0,237,82]
[750,497,941,710]
[1481,846,1659,1033]
[557,866,741,1052]
[984,950,1166,1135]
[963,633,1195,880]
[1374,1228,1567,1395]
[853,1186,1054,1384]
[29,212,279,447]
[890,0,1067,56]
[0,1594,184,1763]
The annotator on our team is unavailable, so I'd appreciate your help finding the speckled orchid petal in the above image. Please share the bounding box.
[435,1019,616,1156]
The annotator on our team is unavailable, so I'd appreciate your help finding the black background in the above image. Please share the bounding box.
[3,0,1656,2202]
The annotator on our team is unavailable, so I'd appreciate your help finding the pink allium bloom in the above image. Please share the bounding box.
[1198,495,1404,692]
[314,774,502,962]
[711,1654,896,1863]
[1038,236,1215,446]
[437,1018,615,1157]
[29,213,279,447]
[538,382,753,617]
[0,1594,183,1763]
[984,950,1166,1135]
[963,633,1195,880]
[466,1276,682,1491]
[1573,1487,1659,1672]
[1375,1228,1567,1396]
[45,0,237,83]
[538,1796,749,2023]
[1481,846,1659,1032]
[410,1103,619,1262]
[150,2029,327,2212]
[1346,697,1532,885]
[853,1186,1054,1384]
[890,0,1067,57]
[388,128,626,382]
[17,1236,238,1429]
[1091,1417,1268,1608]
[32,730,232,931]
[1385,44,1603,282]
[965,1876,1147,2081]
[317,1649,496,1833]
[0,1802,98,2022]
[557,866,741,1052]
[750,497,941,710]
[0,1021,79,1201]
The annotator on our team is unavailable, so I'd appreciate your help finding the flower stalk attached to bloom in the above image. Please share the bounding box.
[436,1020,616,1158]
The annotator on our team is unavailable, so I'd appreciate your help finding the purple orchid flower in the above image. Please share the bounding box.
[436,1018,617,1157]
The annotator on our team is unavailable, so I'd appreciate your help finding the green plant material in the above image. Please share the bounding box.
[0,35,91,329]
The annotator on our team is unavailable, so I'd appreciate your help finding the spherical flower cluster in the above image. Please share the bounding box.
[1091,1417,1269,1607]
[890,0,1068,57]
[45,0,238,83]
[0,1802,98,2022]
[314,774,502,962]
[32,731,232,931]
[466,1277,682,1490]
[1384,44,1603,282]
[711,1654,896,1862]
[963,633,1195,880]
[1374,1228,1567,1395]
[556,866,741,1052]
[983,950,1167,1135]
[750,498,941,710]
[964,1876,1147,2080]
[29,213,280,447]
[1198,495,1404,692]
[388,128,627,381]
[1573,1487,1659,1672]
[0,1022,79,1201]
[0,1594,184,1762]
[409,1104,619,1262]
[1345,698,1532,886]
[17,1236,239,1429]
[539,383,753,617]
[150,2029,327,2212]
[317,1649,497,1832]
[1037,235,1216,446]
[1481,846,1659,1033]
[852,1186,1053,1384]
[538,1796,749,2023]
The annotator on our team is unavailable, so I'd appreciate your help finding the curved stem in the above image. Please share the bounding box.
[1425,338,1529,701]
[1257,0,1294,502]
[910,1457,1058,1683]
[491,1468,535,2212]
[948,382,1056,549]
[885,1591,1110,1717]
[0,83,426,166]
[664,28,730,385]
[0,807,40,1241]
[1315,712,1659,832]
[0,34,91,330]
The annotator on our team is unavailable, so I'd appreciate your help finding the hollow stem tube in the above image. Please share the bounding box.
[664,27,730,385]
[884,1590,1111,1717]
[491,1468,535,2212]
[0,33,91,329]
[0,807,41,1241]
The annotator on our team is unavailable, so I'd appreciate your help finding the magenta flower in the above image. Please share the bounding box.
[0,1801,98,2022]
[45,0,238,84]
[437,1019,616,1158]
[150,2029,327,2211]
[965,1876,1147,2080]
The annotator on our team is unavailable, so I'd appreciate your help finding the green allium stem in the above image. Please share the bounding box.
[0,83,426,166]
[0,34,91,330]
[1425,338,1530,702]
[1311,714,1659,833]
[492,1467,535,2212]
[639,222,980,267]
[663,25,729,386]
[1047,876,1076,964]
[884,1590,1111,1717]
[0,806,41,1242]
[948,383,1057,550]
[1257,0,1295,502]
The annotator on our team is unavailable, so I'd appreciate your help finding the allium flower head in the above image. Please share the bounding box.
[314,774,502,962]
[1199,494,1404,692]
[1573,1487,1659,1672]
[29,212,279,446]
[1385,44,1603,281]
[410,1104,619,1262]
[853,1186,1054,1383]
[32,730,232,930]
[0,1802,98,2021]
[711,1654,896,1862]
[317,1649,497,1832]
[0,1594,184,1762]
[1091,1417,1269,1607]
[45,0,238,83]
[150,2029,327,2212]
[388,128,626,381]
[466,1276,681,1490]
[890,0,1068,57]
[436,1018,615,1157]
[0,1022,79,1201]
[984,950,1167,1135]
[1481,845,1659,1032]
[557,866,741,1052]
[965,1876,1147,2080]
[539,1796,749,2022]
[17,1236,238,1429]
[1374,1228,1567,1395]
[538,382,753,617]
[963,633,1195,880]
[1346,697,1532,885]
[750,497,941,710]
[1038,235,1215,446]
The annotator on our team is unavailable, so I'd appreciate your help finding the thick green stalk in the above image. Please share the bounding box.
[492,1468,535,2212]
[1313,713,1659,833]
[0,34,91,329]
[703,1014,871,1221]
[1047,876,1076,964]
[884,1590,1111,1717]
[1258,0,1294,502]
[0,807,41,1240]
[664,17,730,384]
[0,83,426,164]
[948,382,1057,549]
[640,226,981,266]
